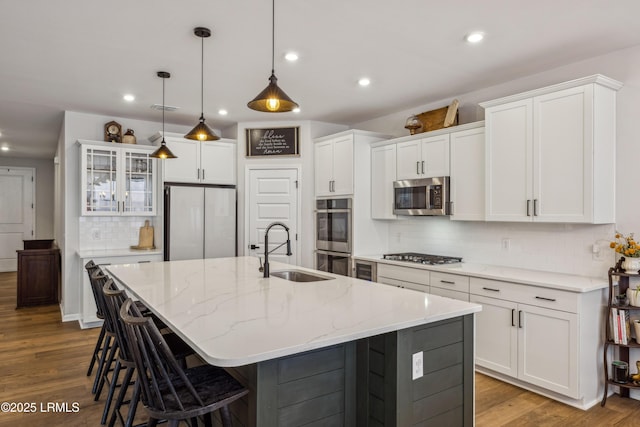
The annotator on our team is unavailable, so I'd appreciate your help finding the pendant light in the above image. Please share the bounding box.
[247,0,299,112]
[184,27,220,141]
[150,71,177,159]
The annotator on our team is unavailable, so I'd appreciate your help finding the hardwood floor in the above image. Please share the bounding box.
[0,271,639,426]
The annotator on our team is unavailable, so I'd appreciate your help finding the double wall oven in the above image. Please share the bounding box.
[315,198,352,276]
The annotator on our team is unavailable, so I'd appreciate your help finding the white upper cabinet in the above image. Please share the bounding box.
[154,132,236,185]
[481,75,622,223]
[396,134,449,180]
[314,134,354,196]
[449,125,485,221]
[80,140,157,216]
[371,144,397,219]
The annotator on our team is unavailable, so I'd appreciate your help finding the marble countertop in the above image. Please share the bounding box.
[106,256,480,367]
[77,248,163,258]
[353,255,608,293]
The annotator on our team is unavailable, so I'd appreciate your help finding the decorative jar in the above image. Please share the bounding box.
[122,129,137,144]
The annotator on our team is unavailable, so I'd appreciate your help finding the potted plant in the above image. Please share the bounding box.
[611,231,640,273]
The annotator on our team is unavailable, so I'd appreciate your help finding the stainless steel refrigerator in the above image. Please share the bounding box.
[164,184,237,261]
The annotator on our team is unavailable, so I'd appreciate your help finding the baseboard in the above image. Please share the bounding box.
[79,319,103,330]
[60,304,80,322]
[475,367,605,410]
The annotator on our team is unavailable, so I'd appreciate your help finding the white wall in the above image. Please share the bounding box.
[354,44,640,279]
[59,110,192,320]
[232,120,347,269]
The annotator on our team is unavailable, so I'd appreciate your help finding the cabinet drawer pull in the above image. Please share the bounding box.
[482,287,500,292]
[98,263,112,266]
[535,296,556,302]
[440,280,455,285]
[518,310,523,328]
[511,308,516,327]
[138,260,151,263]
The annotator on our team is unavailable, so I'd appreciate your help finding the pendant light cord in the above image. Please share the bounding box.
[162,76,166,136]
[271,0,275,74]
[201,34,204,117]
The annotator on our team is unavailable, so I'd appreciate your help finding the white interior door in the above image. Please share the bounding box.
[247,168,299,266]
[0,167,35,272]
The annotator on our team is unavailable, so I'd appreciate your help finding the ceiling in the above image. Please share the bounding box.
[1,0,640,158]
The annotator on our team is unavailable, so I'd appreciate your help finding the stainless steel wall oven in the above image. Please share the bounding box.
[315,198,352,276]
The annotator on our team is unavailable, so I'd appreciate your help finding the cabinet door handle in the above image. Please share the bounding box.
[440,280,455,285]
[535,296,556,302]
[482,287,500,292]
[533,199,538,216]
[526,199,531,216]
[416,161,420,175]
[197,168,200,180]
[202,169,205,180]
[511,308,516,327]
[421,160,425,174]
[518,310,523,328]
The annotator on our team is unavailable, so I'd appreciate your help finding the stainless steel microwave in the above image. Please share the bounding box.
[393,177,450,216]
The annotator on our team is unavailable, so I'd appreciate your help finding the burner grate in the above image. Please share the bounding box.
[382,252,462,265]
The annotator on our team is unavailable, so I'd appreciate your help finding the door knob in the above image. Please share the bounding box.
[249,244,261,250]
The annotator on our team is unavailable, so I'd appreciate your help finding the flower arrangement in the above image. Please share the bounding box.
[610,231,640,258]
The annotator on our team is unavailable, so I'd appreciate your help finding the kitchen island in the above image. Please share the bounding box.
[107,256,480,426]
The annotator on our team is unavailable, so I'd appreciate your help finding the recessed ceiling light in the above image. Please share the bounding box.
[123,94,135,102]
[465,32,484,43]
[218,109,228,116]
[284,52,299,62]
[1,146,9,152]
[292,107,300,113]
[358,77,371,87]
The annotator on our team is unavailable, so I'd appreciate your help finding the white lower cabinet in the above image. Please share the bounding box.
[377,263,429,293]
[470,278,579,399]
[429,271,470,301]
[370,260,604,408]
[79,253,162,328]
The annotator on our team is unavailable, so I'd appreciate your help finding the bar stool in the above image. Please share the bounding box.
[102,280,196,427]
[85,260,108,380]
[86,265,117,396]
[120,298,249,427]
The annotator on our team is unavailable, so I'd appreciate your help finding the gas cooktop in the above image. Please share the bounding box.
[382,252,463,265]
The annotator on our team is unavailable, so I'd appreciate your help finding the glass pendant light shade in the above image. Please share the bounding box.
[247,0,298,113]
[247,72,299,112]
[184,114,219,141]
[185,27,219,141]
[151,71,177,159]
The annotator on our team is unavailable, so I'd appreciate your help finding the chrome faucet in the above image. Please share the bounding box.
[260,222,292,278]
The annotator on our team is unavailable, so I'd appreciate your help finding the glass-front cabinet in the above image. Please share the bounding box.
[80,140,157,216]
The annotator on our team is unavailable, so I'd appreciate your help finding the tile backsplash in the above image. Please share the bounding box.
[386,217,616,278]
[79,216,157,251]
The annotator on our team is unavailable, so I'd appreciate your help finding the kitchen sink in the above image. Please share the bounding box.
[270,270,334,282]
